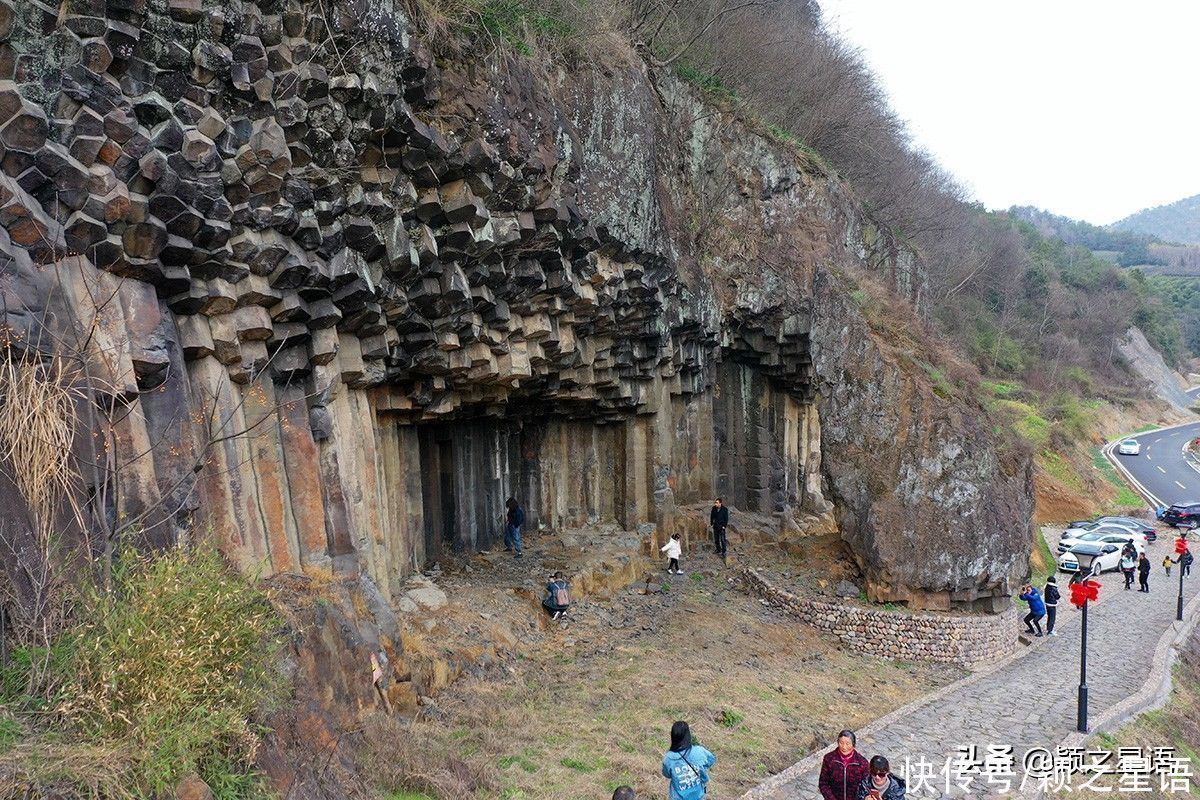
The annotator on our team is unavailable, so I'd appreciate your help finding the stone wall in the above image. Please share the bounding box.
[741,568,1018,668]
[0,0,1032,614]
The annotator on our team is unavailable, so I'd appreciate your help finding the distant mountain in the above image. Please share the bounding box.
[1111,193,1200,245]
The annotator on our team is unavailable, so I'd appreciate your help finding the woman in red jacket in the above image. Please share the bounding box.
[818,729,870,800]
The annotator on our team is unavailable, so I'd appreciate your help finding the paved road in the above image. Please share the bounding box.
[747,529,1200,800]
[1110,420,1200,508]
[1187,386,1199,401]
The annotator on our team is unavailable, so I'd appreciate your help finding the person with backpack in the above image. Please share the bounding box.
[1120,544,1137,590]
[661,532,683,574]
[504,497,524,559]
[857,755,907,800]
[1138,552,1152,592]
[661,721,715,800]
[818,729,870,800]
[710,498,729,557]
[1042,575,1060,637]
[542,571,571,620]
[1019,584,1045,637]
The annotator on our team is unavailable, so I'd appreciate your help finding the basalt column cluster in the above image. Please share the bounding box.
[0,0,1031,610]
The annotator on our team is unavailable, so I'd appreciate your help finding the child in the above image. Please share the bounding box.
[661,533,683,574]
[1164,555,1173,577]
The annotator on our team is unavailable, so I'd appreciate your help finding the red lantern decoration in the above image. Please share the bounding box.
[1069,578,1101,608]
[1176,538,1189,555]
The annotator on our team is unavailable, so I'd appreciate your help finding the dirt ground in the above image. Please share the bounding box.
[376,529,962,800]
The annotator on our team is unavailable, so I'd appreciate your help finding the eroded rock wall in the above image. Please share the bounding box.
[0,0,1030,613]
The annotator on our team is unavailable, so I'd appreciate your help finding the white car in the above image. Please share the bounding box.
[1061,520,1148,542]
[1117,439,1141,456]
[1058,539,1143,574]
[1056,530,1143,555]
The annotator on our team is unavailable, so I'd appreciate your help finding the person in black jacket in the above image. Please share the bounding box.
[710,498,729,557]
[1138,552,1151,592]
[504,497,524,559]
[857,755,907,800]
[1043,575,1060,637]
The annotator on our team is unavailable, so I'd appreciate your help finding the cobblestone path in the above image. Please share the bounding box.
[746,531,1200,799]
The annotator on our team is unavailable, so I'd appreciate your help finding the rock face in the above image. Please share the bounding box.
[1118,326,1194,412]
[0,0,1030,618]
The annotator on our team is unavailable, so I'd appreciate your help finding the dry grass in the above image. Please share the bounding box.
[403,0,632,64]
[363,720,500,798]
[0,352,79,541]
[366,567,958,799]
[0,739,137,799]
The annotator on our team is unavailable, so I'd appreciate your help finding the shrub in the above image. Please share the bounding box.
[676,63,736,100]
[1047,392,1093,447]
[408,0,581,57]
[716,709,744,728]
[0,547,284,798]
[995,400,1050,448]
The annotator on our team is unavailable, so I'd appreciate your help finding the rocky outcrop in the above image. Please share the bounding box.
[0,0,1030,627]
[1118,326,1194,412]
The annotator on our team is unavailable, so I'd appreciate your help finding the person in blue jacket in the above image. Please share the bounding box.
[1019,583,1046,637]
[661,721,716,800]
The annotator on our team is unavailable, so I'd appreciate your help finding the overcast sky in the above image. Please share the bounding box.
[817,0,1200,225]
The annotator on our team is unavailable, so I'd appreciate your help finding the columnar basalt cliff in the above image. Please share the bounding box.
[0,0,1030,624]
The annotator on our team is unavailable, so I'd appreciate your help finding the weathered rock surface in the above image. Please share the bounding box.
[0,0,1029,646]
[1118,325,1194,411]
[0,4,1037,791]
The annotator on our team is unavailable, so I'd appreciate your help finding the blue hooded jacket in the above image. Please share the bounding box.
[662,745,716,800]
[1020,587,1045,616]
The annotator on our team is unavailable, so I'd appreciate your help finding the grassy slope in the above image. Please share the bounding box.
[363,566,959,799]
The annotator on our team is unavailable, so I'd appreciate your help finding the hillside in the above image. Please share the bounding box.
[0,0,1192,797]
[1111,192,1200,244]
[1009,205,1164,267]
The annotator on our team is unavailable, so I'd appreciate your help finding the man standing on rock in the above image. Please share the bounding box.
[710,498,729,557]
[504,497,524,559]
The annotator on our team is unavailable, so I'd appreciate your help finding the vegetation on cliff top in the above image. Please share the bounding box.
[412,0,1189,374]
[0,548,284,798]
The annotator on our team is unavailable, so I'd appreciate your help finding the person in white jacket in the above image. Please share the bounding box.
[661,533,683,574]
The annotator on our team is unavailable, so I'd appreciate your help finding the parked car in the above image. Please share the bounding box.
[1117,439,1141,456]
[1096,515,1157,542]
[1060,520,1149,543]
[1057,530,1144,555]
[1058,539,1143,574]
[1163,503,1200,529]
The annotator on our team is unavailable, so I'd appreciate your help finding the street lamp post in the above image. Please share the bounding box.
[1077,588,1089,733]
[1070,552,1102,734]
[1176,537,1189,622]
